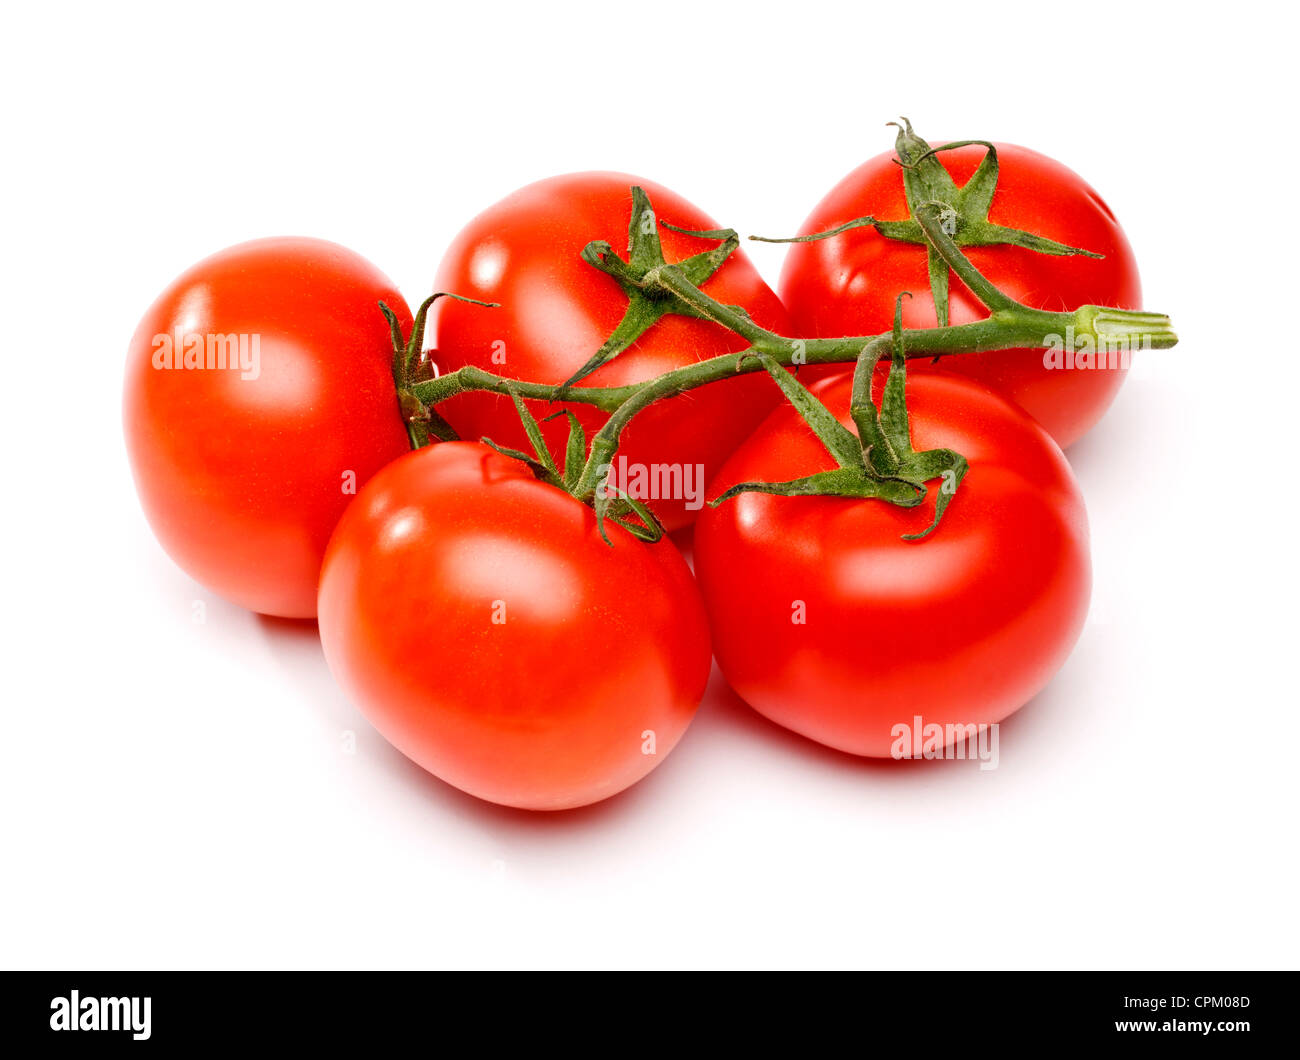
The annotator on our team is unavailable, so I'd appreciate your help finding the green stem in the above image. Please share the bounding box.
[412,302,1172,419]
[411,365,636,412]
[648,265,775,347]
[849,336,894,468]
[400,179,1177,519]
[411,298,1175,506]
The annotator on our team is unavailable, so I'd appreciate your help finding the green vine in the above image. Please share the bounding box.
[392,120,1179,541]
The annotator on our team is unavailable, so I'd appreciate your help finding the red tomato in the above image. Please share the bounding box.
[694,371,1091,758]
[317,441,712,811]
[123,238,412,618]
[430,173,792,531]
[780,144,1141,447]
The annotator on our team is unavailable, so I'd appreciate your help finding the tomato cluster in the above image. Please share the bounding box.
[124,137,1142,810]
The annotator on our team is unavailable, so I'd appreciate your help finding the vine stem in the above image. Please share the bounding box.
[410,310,1155,410]
[413,302,1175,495]
[407,199,1177,503]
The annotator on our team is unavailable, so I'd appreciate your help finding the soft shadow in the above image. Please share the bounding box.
[247,613,678,838]
[254,611,318,632]
[1061,424,1115,483]
[694,664,984,777]
[375,733,673,836]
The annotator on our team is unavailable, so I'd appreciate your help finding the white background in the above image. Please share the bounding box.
[3,1,1296,970]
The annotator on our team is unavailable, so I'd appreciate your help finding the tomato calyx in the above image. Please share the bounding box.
[712,296,967,539]
[560,186,749,390]
[478,385,665,547]
[380,292,497,447]
[908,197,1179,356]
[752,117,1103,328]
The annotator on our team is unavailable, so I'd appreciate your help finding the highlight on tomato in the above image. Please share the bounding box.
[317,441,713,811]
[123,237,412,619]
[430,172,792,531]
[777,120,1141,447]
[694,369,1092,758]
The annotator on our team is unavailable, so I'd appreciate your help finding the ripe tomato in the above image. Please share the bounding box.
[317,441,712,811]
[123,238,412,619]
[779,143,1141,447]
[694,371,1091,758]
[430,173,792,531]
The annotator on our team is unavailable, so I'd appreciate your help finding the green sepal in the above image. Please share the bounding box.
[926,246,952,327]
[752,120,1104,329]
[897,449,968,540]
[561,187,740,390]
[542,409,588,491]
[504,383,560,480]
[494,392,663,547]
[747,351,864,470]
[891,118,1103,323]
[876,299,913,458]
[718,294,969,539]
[378,300,407,377]
[876,295,969,537]
[710,467,920,508]
[478,436,563,487]
[383,293,495,449]
[749,217,920,245]
[592,477,665,546]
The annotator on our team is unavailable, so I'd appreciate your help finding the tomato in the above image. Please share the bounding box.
[317,441,712,810]
[123,238,412,618]
[779,143,1141,447]
[693,371,1091,758]
[430,173,792,531]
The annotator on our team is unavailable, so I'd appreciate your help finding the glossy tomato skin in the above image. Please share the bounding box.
[123,238,412,619]
[780,144,1141,448]
[318,441,712,811]
[431,173,792,531]
[694,371,1091,758]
